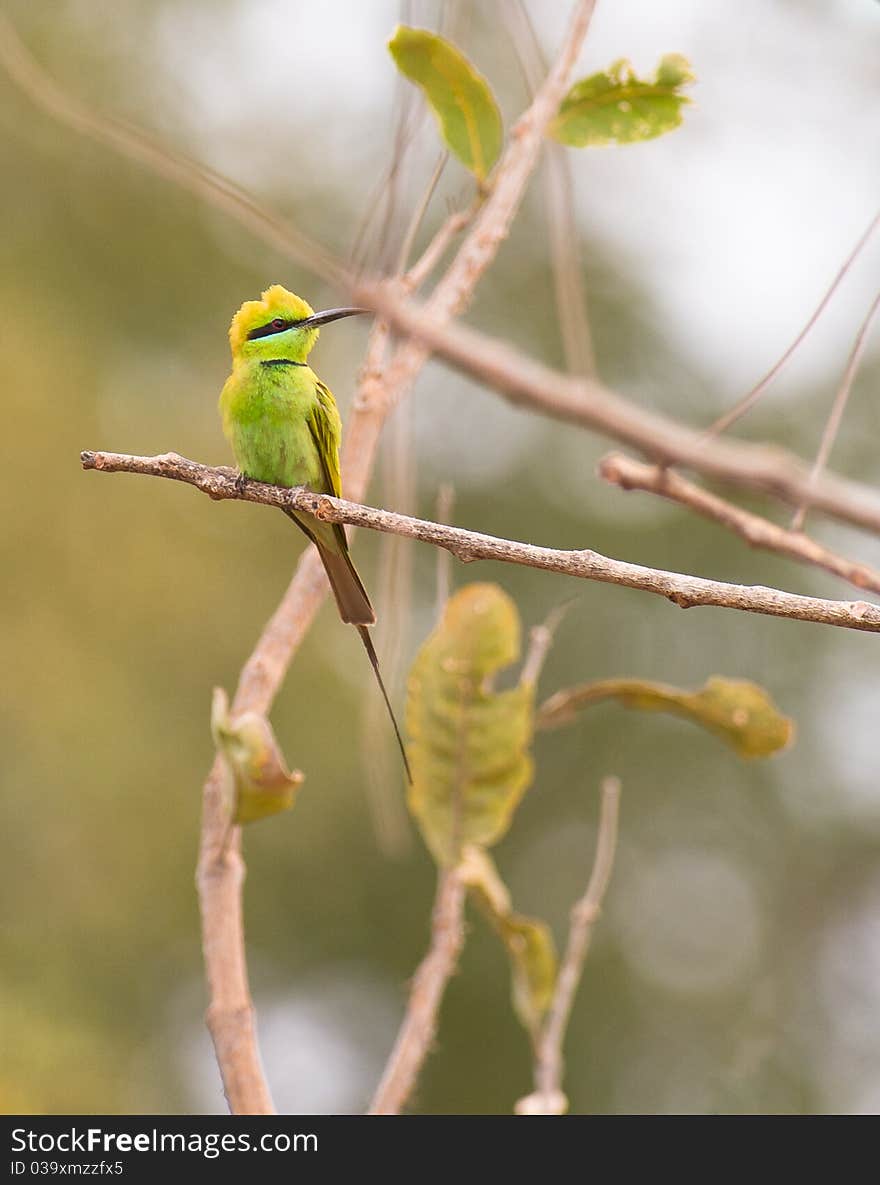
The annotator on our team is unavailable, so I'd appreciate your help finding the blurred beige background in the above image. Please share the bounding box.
[2,0,880,1114]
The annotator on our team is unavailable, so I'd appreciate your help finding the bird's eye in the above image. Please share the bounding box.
[272,318,286,330]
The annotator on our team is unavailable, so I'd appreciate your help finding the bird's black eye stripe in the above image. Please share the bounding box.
[247,318,297,340]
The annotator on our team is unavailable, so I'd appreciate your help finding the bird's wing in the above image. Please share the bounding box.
[306,379,344,499]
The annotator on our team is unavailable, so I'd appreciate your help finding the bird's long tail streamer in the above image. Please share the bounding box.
[356,625,413,785]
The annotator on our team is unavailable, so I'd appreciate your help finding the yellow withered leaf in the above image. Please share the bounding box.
[211,688,303,824]
[406,584,534,865]
[388,26,502,183]
[461,847,557,1037]
[537,675,794,759]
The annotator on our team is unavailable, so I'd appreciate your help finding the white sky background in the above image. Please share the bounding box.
[153,0,880,400]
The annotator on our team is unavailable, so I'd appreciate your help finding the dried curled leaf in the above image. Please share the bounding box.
[550,53,695,147]
[406,584,534,865]
[211,688,303,824]
[388,25,502,182]
[537,676,794,758]
[461,847,557,1037]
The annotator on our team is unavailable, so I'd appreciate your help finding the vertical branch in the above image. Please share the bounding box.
[543,141,597,377]
[423,0,598,326]
[395,151,450,276]
[350,0,419,276]
[507,0,597,377]
[517,776,621,1115]
[197,781,274,1114]
[368,867,467,1115]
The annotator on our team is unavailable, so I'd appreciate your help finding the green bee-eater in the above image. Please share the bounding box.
[220,284,411,781]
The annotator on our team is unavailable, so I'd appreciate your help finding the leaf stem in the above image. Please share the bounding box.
[517,777,621,1115]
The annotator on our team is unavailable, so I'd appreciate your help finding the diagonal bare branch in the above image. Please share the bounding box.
[356,283,880,536]
[790,288,880,532]
[599,453,880,597]
[0,13,344,287]
[80,450,880,635]
[368,868,467,1115]
[704,206,880,438]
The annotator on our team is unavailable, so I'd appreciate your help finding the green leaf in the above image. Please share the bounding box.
[406,584,534,865]
[211,688,303,824]
[537,676,794,758]
[550,53,695,147]
[461,847,557,1036]
[388,25,502,182]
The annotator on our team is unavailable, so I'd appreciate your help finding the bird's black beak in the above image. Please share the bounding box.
[296,307,371,329]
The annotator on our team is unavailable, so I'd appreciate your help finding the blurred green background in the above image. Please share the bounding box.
[2,0,880,1114]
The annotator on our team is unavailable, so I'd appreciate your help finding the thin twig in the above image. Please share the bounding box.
[355,283,880,537]
[704,206,880,438]
[0,13,343,287]
[368,868,467,1115]
[350,0,422,277]
[599,453,880,597]
[396,151,450,276]
[520,601,574,688]
[362,390,417,859]
[358,98,436,857]
[542,140,597,378]
[374,86,419,276]
[418,0,598,328]
[790,288,880,532]
[507,0,596,376]
[403,205,473,291]
[516,776,621,1115]
[80,451,880,635]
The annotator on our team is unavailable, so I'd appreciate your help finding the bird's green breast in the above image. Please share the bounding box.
[220,362,324,490]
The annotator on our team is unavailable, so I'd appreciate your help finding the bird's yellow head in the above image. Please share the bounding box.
[228,284,368,364]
